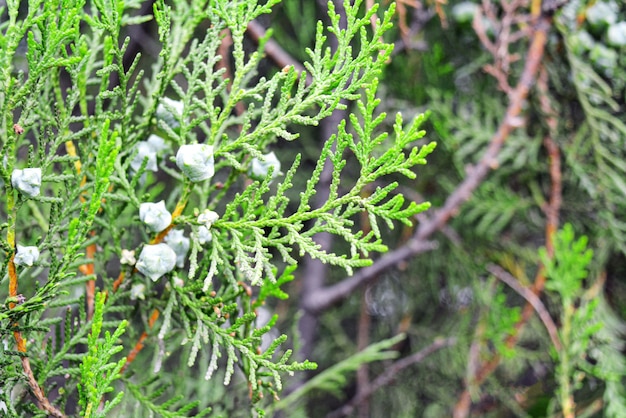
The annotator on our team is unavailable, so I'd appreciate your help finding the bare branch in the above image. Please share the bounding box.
[327,337,457,418]
[22,357,66,418]
[487,264,561,350]
[303,238,438,313]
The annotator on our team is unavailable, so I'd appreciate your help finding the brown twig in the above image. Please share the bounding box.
[537,64,561,263]
[473,0,531,95]
[356,290,371,418]
[391,4,433,55]
[8,265,65,417]
[20,356,66,418]
[327,337,457,418]
[433,0,449,28]
[303,238,438,314]
[79,230,97,321]
[6,189,66,417]
[487,264,561,350]
[64,139,98,321]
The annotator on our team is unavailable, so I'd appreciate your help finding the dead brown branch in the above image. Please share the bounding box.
[474,0,532,94]
[21,356,66,418]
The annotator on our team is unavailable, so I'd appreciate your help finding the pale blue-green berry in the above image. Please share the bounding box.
[607,22,626,47]
[569,30,595,55]
[197,225,213,245]
[176,144,215,182]
[156,97,184,130]
[139,201,172,232]
[585,1,618,30]
[172,275,185,288]
[130,141,159,173]
[146,134,170,154]
[590,43,618,75]
[136,244,177,281]
[14,245,40,267]
[248,151,281,182]
[164,229,190,268]
[197,210,218,245]
[198,209,219,228]
[11,168,42,197]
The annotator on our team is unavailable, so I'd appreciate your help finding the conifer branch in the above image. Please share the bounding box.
[303,0,551,314]
[0,0,443,414]
[247,20,310,85]
[5,132,66,418]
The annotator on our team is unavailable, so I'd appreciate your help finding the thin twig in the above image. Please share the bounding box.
[327,337,457,418]
[21,356,66,418]
[356,290,371,418]
[487,264,561,350]
[537,64,561,262]
[64,139,97,321]
[356,192,374,418]
[121,308,161,373]
[303,238,438,313]
[474,0,532,94]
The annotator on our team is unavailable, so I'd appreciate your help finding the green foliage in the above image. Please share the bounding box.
[555,0,626,257]
[540,224,626,416]
[3,0,624,415]
[78,292,127,418]
[125,376,212,418]
[0,0,434,415]
[484,286,522,359]
[540,223,594,303]
[216,78,434,286]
